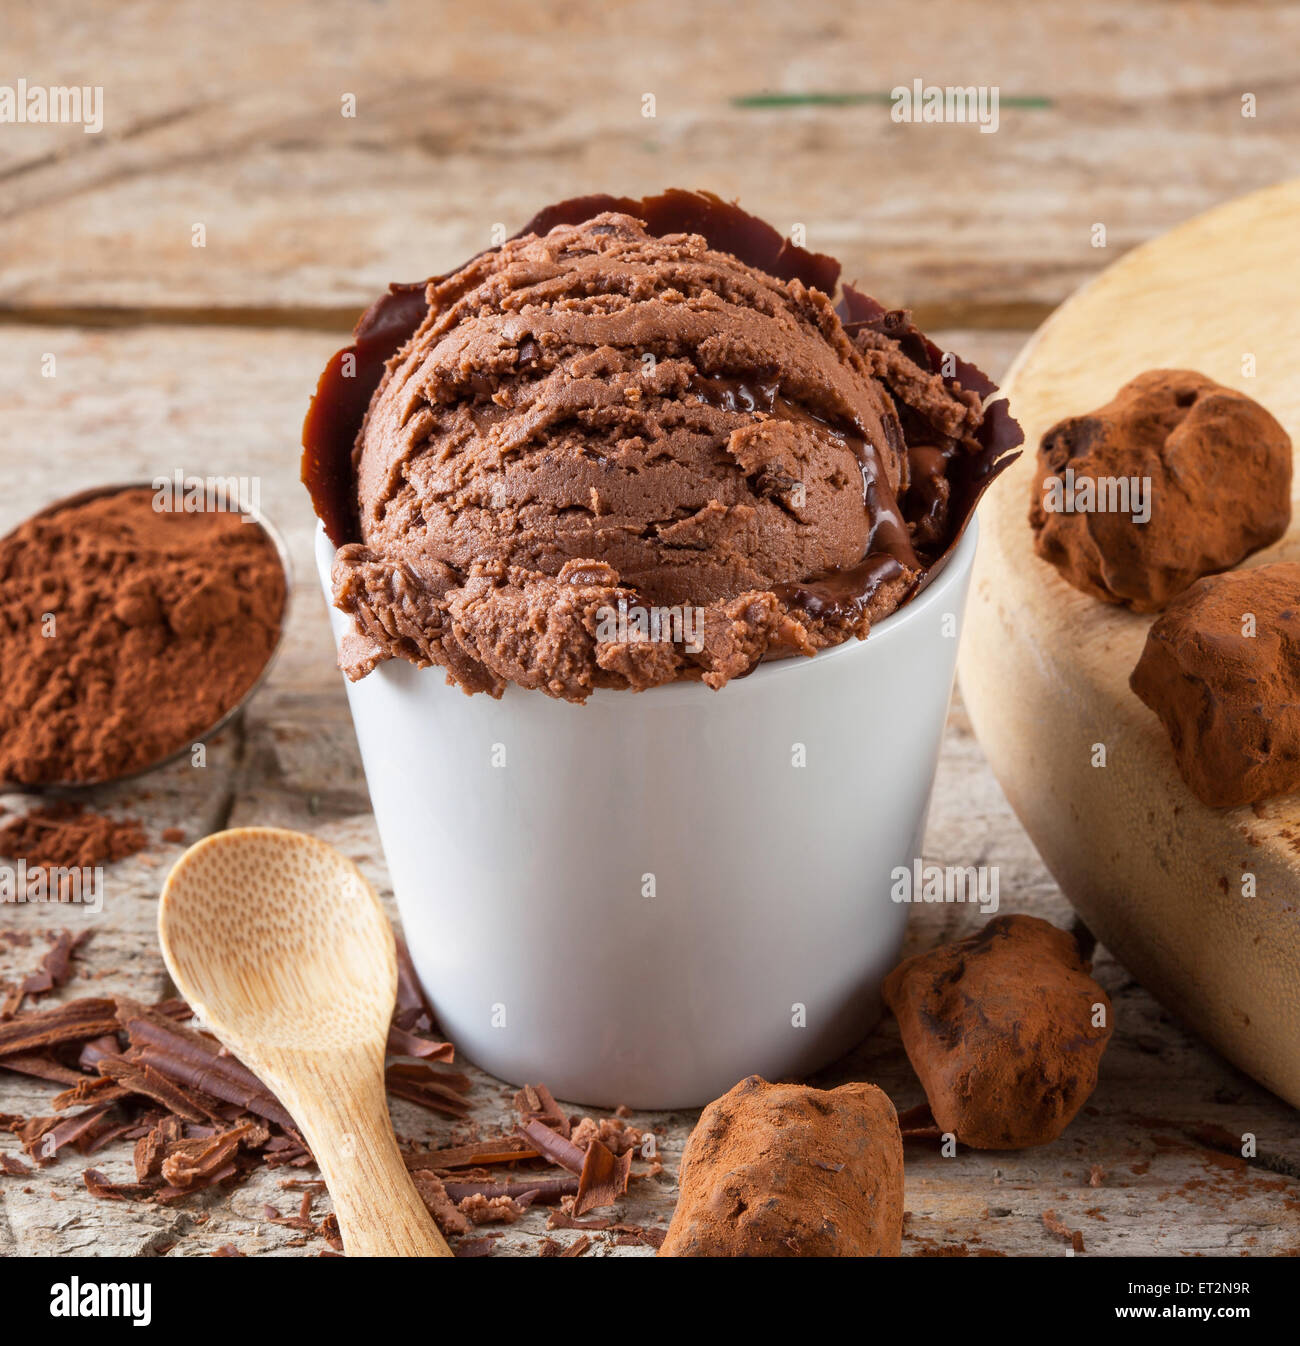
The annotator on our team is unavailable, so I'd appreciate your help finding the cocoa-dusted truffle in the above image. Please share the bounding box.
[882,915,1113,1150]
[1029,370,1291,612]
[658,1075,903,1256]
[1130,562,1300,807]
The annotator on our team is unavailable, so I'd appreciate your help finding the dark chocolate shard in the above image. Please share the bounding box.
[574,1137,632,1215]
[0,999,120,1056]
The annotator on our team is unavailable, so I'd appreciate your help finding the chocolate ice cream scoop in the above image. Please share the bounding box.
[304,191,1020,700]
[1130,562,1300,807]
[658,1075,904,1257]
[1029,369,1291,611]
[883,915,1113,1150]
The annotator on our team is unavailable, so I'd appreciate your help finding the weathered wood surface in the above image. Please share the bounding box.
[2,2,1298,325]
[1,326,1296,1257]
[2,0,1299,1257]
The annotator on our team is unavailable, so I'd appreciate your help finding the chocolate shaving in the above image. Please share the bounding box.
[98,1055,224,1124]
[0,998,119,1055]
[159,1121,256,1188]
[22,1102,117,1164]
[384,1061,471,1117]
[386,1025,454,1062]
[457,1191,535,1225]
[514,1082,570,1138]
[77,1035,121,1072]
[0,1153,31,1176]
[52,1075,130,1110]
[404,1138,538,1170]
[546,1209,613,1231]
[392,936,435,1031]
[3,931,88,1018]
[560,1233,592,1258]
[574,1138,632,1216]
[117,999,296,1131]
[612,1223,666,1249]
[1,1053,86,1087]
[82,1118,137,1155]
[83,1167,155,1201]
[443,1176,578,1206]
[517,1118,586,1175]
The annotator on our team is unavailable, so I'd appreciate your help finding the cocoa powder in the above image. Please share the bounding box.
[0,803,147,869]
[0,487,285,785]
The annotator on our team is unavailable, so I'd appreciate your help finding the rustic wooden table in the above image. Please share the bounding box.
[2,0,1298,1257]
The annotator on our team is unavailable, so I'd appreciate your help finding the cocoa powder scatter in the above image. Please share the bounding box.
[0,488,285,785]
[0,803,147,869]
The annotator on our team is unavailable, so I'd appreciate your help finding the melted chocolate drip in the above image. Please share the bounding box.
[773,554,906,624]
[302,283,428,545]
[691,374,919,622]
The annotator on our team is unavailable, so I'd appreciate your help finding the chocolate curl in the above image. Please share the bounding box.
[392,936,434,1028]
[574,1138,632,1216]
[21,1101,118,1164]
[0,998,120,1055]
[384,1061,472,1117]
[404,1138,539,1170]
[516,1118,586,1175]
[83,1168,155,1201]
[116,999,297,1133]
[134,1115,182,1182]
[386,1024,454,1062]
[77,1034,122,1072]
[514,1082,570,1138]
[52,1075,130,1110]
[159,1121,257,1188]
[1,1053,85,1087]
[10,931,87,1015]
[97,1055,225,1125]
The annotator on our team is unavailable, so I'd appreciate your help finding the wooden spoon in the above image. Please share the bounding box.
[158,826,451,1256]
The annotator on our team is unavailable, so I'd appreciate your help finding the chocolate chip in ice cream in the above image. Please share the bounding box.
[1029,370,1291,611]
[1130,562,1300,807]
[657,1075,904,1256]
[882,915,1113,1150]
[304,190,1021,701]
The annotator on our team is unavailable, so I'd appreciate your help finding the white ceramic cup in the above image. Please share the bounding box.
[316,521,977,1109]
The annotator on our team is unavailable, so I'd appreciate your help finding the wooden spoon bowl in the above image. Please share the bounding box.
[159,826,451,1256]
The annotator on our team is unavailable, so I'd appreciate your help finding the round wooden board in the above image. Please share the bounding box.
[959,180,1300,1108]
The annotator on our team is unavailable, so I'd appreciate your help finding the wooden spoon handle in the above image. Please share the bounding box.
[273,1048,451,1258]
